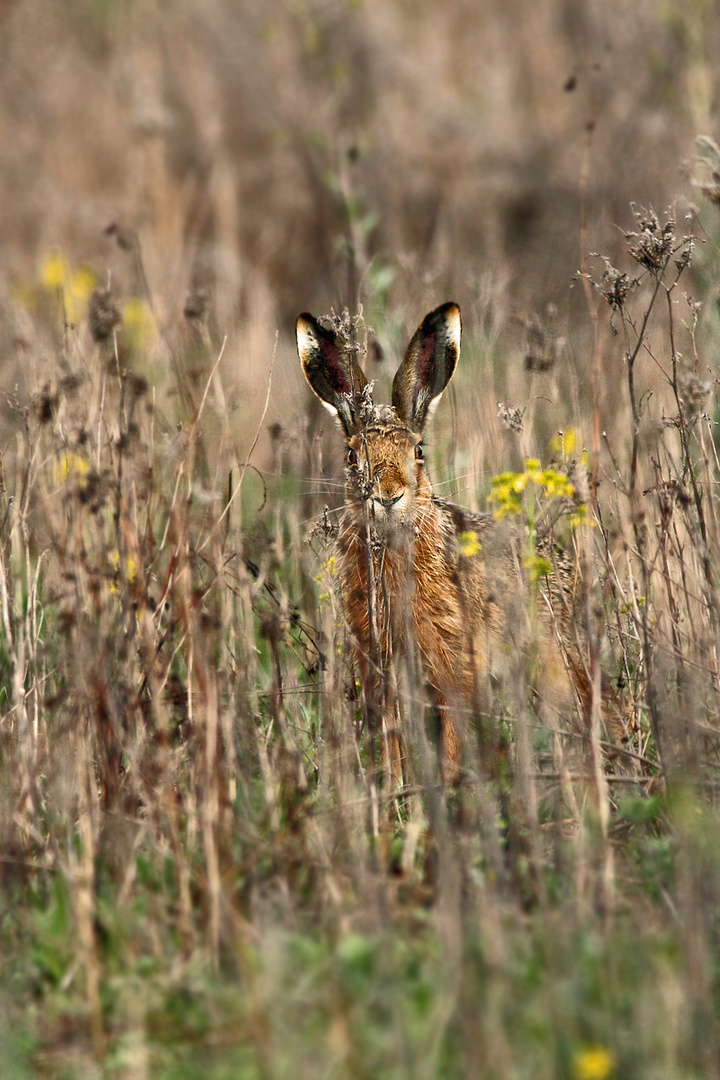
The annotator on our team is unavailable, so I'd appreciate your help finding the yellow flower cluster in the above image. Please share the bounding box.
[14,249,155,352]
[523,552,552,582]
[108,549,137,593]
[52,452,89,488]
[572,1045,616,1080]
[39,251,96,325]
[489,459,575,521]
[549,427,577,459]
[122,296,155,352]
[459,530,482,557]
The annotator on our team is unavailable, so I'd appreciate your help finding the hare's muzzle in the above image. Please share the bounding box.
[368,481,415,545]
[373,491,404,512]
[370,471,408,520]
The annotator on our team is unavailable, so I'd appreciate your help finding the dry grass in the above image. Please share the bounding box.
[2,2,720,1078]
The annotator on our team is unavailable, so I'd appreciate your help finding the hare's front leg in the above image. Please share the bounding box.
[439,708,461,784]
[354,650,406,792]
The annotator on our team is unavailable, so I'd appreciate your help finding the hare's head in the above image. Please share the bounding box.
[297,303,461,544]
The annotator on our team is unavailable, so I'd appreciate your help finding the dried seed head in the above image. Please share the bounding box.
[322,306,371,360]
[123,371,149,401]
[652,477,691,522]
[369,339,385,365]
[311,505,338,544]
[517,307,561,372]
[625,207,675,272]
[496,400,524,434]
[184,287,212,325]
[520,311,557,373]
[692,135,720,205]
[567,458,590,506]
[88,287,121,343]
[31,382,59,424]
[600,262,632,310]
[677,366,711,417]
[58,372,86,397]
[358,382,395,427]
[104,222,137,252]
[694,182,720,206]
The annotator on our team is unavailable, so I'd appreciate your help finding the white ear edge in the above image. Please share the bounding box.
[296,318,319,356]
[444,304,462,354]
[319,399,342,421]
[423,390,445,427]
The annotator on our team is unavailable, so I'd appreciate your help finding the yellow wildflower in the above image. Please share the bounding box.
[572,1045,616,1080]
[539,469,574,499]
[53,453,89,488]
[122,297,155,352]
[66,265,97,324]
[549,428,577,458]
[523,553,552,581]
[40,251,70,291]
[459,531,481,557]
[39,251,97,323]
[108,549,137,589]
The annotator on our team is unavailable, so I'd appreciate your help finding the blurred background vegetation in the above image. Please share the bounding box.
[1,0,718,488]
[3,1,720,1077]
[2,0,719,333]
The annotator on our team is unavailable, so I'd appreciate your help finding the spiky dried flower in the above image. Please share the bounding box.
[600,261,633,311]
[88,287,121,343]
[359,383,395,428]
[311,505,338,544]
[497,400,524,434]
[58,372,86,397]
[647,477,691,520]
[515,306,562,372]
[692,135,720,205]
[31,382,59,424]
[322,306,372,359]
[104,222,137,252]
[625,208,675,272]
[677,365,711,417]
[369,339,385,365]
[567,458,591,507]
[122,371,149,401]
[184,287,212,325]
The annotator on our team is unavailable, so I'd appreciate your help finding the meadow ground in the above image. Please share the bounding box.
[2,2,720,1078]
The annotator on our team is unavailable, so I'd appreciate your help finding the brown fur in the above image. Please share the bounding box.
[297,304,573,784]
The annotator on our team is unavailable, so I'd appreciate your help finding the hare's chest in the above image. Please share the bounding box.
[339,533,464,662]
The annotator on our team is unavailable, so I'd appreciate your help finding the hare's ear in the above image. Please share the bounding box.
[296,313,368,437]
[392,302,461,433]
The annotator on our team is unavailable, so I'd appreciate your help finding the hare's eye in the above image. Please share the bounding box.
[346,448,358,466]
[414,444,424,461]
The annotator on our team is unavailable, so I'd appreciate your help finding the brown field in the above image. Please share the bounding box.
[1,1,720,1077]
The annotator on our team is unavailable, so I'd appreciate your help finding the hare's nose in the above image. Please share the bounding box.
[374,492,403,509]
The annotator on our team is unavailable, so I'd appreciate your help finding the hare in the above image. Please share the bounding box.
[297,303,572,784]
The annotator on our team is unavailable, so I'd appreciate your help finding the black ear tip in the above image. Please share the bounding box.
[423,302,461,334]
[438,301,461,325]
